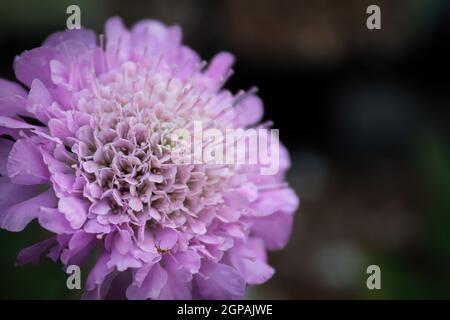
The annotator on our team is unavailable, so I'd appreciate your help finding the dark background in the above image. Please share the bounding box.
[0,0,449,299]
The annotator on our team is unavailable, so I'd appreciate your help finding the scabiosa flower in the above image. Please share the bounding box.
[0,17,299,299]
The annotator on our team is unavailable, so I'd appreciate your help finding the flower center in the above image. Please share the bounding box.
[70,62,229,227]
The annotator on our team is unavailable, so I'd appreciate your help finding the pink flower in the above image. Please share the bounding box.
[0,17,299,299]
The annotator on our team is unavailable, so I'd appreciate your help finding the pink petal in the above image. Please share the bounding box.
[38,207,75,234]
[159,255,192,300]
[0,116,37,130]
[15,237,56,266]
[217,206,241,223]
[48,118,72,139]
[250,188,299,216]
[175,250,201,274]
[194,261,245,300]
[60,230,95,266]
[0,177,38,212]
[7,138,50,185]
[126,263,167,300]
[251,211,294,250]
[0,189,57,232]
[107,249,142,272]
[43,29,96,48]
[226,238,274,285]
[0,78,29,117]
[14,47,57,88]
[204,52,234,87]
[234,95,264,127]
[84,251,116,299]
[0,78,27,98]
[26,79,54,123]
[58,196,89,229]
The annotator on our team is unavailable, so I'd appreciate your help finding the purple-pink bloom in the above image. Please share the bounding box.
[0,17,299,299]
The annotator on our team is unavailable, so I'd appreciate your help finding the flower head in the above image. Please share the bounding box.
[0,17,299,299]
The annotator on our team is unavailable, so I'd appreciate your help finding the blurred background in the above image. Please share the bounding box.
[0,0,449,299]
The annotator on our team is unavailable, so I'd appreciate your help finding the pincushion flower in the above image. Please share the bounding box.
[0,17,299,299]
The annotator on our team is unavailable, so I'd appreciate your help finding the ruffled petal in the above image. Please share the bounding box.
[0,115,38,130]
[175,250,201,274]
[15,237,56,266]
[7,137,50,185]
[60,230,96,266]
[194,261,245,300]
[250,211,294,250]
[104,16,131,67]
[43,29,96,48]
[226,238,274,285]
[126,262,167,300]
[26,79,54,123]
[159,255,193,300]
[0,188,57,232]
[250,188,299,216]
[38,207,76,234]
[0,78,29,117]
[234,95,264,127]
[83,251,116,300]
[14,47,57,88]
[58,196,89,229]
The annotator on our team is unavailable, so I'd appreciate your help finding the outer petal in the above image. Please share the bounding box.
[159,255,193,300]
[7,138,50,185]
[250,211,294,250]
[0,78,27,98]
[60,230,96,266]
[226,238,274,285]
[107,248,142,272]
[26,79,54,123]
[0,177,38,212]
[131,19,168,53]
[194,261,245,300]
[154,227,178,251]
[250,188,299,217]
[0,116,38,130]
[83,251,116,300]
[14,47,57,88]
[47,234,70,262]
[0,78,29,117]
[204,52,234,90]
[104,16,131,66]
[38,207,76,234]
[105,16,129,45]
[0,189,57,232]
[15,237,56,266]
[83,219,111,234]
[43,29,96,48]
[58,196,89,229]
[175,250,201,274]
[126,263,168,300]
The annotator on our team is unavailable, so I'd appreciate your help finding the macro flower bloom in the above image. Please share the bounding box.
[0,17,299,299]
